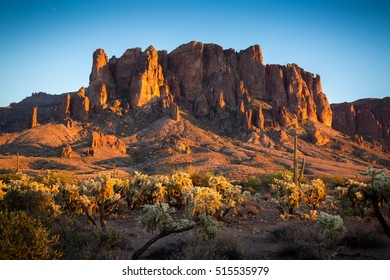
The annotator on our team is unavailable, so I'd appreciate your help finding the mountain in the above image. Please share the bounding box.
[0,42,388,179]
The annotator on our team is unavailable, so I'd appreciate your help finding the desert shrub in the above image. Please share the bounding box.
[257,171,294,190]
[268,223,317,245]
[340,224,383,249]
[270,174,301,215]
[318,174,346,187]
[315,213,346,247]
[38,170,73,186]
[0,173,21,183]
[301,178,327,210]
[0,181,5,200]
[246,176,262,192]
[0,175,60,220]
[191,171,214,187]
[0,210,61,259]
[53,216,131,259]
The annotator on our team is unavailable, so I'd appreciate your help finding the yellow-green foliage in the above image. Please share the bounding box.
[270,174,301,215]
[208,176,245,213]
[184,187,222,217]
[127,172,167,208]
[301,179,326,210]
[168,172,193,208]
[0,175,60,218]
[78,174,129,229]
[0,181,5,200]
[0,211,61,259]
[57,184,82,215]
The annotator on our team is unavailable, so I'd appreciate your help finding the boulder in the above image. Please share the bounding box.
[61,144,73,158]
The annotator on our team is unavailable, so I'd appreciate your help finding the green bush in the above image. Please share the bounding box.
[0,211,61,259]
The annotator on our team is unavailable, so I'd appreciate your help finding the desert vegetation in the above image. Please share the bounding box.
[0,162,389,260]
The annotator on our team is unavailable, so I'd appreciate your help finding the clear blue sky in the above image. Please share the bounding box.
[0,0,389,106]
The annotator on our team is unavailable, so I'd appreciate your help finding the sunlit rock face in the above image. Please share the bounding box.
[332,97,390,147]
[0,41,334,131]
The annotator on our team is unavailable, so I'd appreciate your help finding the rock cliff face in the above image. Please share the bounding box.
[0,41,333,133]
[265,64,332,126]
[331,97,390,147]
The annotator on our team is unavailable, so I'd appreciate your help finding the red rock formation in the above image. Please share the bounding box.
[57,94,71,121]
[129,46,166,107]
[266,64,332,127]
[162,94,180,121]
[61,144,73,158]
[91,131,126,154]
[88,49,115,105]
[30,106,39,128]
[331,97,390,148]
[1,42,335,134]
[71,87,89,121]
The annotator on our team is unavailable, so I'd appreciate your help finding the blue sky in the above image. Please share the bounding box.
[0,0,389,106]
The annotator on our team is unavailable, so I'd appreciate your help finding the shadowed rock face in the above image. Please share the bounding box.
[331,97,390,147]
[1,41,333,133]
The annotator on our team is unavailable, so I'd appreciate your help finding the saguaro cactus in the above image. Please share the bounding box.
[293,135,306,185]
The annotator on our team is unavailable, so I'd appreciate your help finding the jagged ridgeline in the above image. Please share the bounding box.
[0,41,332,132]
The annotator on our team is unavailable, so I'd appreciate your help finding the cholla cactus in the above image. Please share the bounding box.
[315,212,346,247]
[138,203,180,233]
[198,214,219,240]
[348,167,390,238]
[168,172,193,209]
[57,184,82,215]
[127,172,168,209]
[208,175,247,218]
[78,174,129,231]
[270,174,301,215]
[1,174,60,218]
[184,186,222,217]
[301,178,326,210]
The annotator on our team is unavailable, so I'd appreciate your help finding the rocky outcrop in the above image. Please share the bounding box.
[57,94,71,122]
[161,94,180,121]
[1,41,333,134]
[61,144,73,158]
[265,64,332,127]
[70,87,89,122]
[88,49,115,107]
[331,98,390,148]
[91,131,126,154]
[30,106,39,128]
[129,46,166,107]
